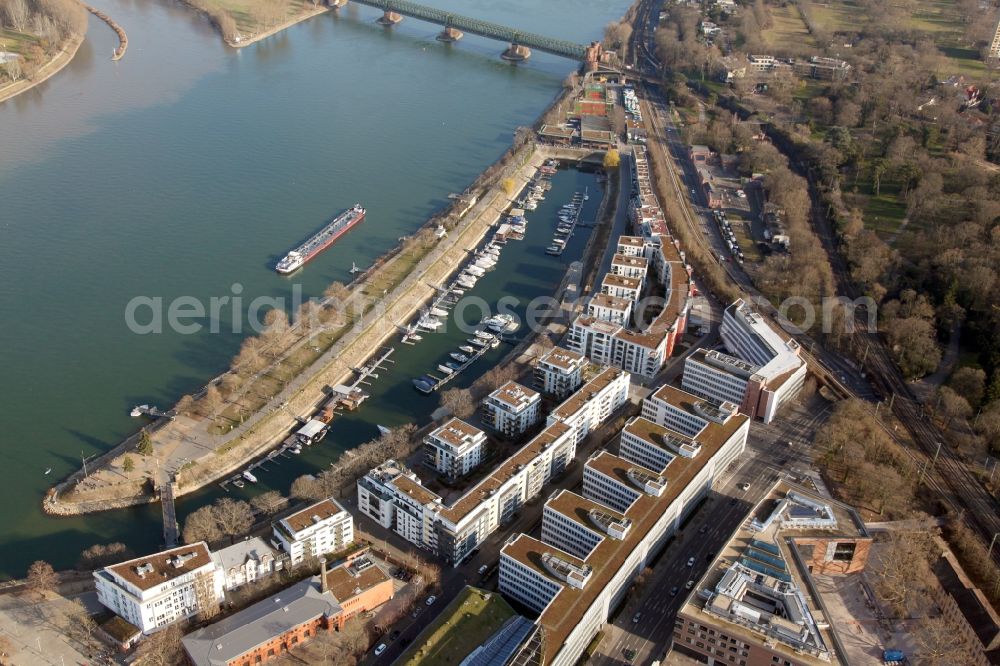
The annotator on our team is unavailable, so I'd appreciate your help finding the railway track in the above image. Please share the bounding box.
[627,1,1000,561]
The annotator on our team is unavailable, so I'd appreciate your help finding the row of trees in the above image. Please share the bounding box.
[1,0,86,83]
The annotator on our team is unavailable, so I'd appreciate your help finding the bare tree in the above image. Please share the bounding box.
[291,474,323,501]
[182,504,222,545]
[871,530,934,617]
[912,613,976,666]
[78,542,133,569]
[3,0,30,31]
[213,497,254,542]
[133,624,183,666]
[62,598,97,644]
[198,384,223,419]
[175,393,195,415]
[25,561,57,599]
[250,490,286,516]
[440,388,476,419]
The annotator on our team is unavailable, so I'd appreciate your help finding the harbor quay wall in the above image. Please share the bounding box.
[43,139,570,516]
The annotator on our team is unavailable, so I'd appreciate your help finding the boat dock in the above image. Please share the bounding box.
[130,404,176,419]
[415,333,502,393]
[546,188,587,257]
[350,346,395,387]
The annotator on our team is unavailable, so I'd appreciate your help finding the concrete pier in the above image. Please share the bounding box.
[501,43,531,62]
[436,26,463,42]
[377,10,403,25]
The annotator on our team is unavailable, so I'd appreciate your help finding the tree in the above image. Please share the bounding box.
[885,317,941,380]
[5,56,21,82]
[63,598,97,643]
[175,394,195,415]
[324,281,349,303]
[602,20,632,50]
[3,0,30,31]
[134,624,183,666]
[137,429,153,456]
[949,367,986,409]
[199,384,222,419]
[182,504,222,545]
[291,474,323,501]
[937,387,972,429]
[912,613,976,666]
[603,148,621,169]
[25,560,57,599]
[78,542,133,569]
[871,530,934,616]
[213,497,254,542]
[439,388,475,419]
[122,455,135,476]
[250,490,286,516]
[501,178,517,197]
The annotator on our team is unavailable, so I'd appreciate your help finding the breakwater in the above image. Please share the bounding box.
[83,4,128,60]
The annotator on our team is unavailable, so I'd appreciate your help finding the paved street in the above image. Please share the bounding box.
[0,590,105,666]
[588,396,831,666]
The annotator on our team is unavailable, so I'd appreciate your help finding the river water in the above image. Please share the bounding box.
[0,0,628,576]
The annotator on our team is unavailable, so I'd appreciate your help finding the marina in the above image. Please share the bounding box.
[546,187,587,256]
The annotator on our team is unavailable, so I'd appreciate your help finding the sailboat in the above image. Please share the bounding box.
[350,262,361,275]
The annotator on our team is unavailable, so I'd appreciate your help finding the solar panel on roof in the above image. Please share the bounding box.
[745,548,786,571]
[750,539,781,556]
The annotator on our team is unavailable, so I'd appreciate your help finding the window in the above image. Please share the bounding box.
[833,542,856,561]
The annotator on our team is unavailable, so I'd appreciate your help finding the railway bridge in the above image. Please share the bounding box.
[331,0,605,65]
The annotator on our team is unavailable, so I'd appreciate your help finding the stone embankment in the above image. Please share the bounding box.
[83,4,128,60]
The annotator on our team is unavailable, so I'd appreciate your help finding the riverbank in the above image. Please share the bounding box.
[45,137,591,515]
[229,5,329,49]
[0,31,85,105]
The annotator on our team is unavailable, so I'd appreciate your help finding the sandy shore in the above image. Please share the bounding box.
[0,31,86,105]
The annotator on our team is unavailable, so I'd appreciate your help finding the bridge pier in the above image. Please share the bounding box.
[377,10,403,25]
[501,43,531,63]
[436,26,463,43]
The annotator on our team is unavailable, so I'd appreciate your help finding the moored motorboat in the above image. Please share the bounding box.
[437,364,454,375]
[450,352,469,363]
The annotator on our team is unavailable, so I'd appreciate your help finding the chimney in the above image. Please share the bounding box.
[320,558,328,594]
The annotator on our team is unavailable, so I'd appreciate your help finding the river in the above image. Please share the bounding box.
[0,0,629,576]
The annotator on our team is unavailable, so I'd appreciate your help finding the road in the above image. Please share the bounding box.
[589,397,830,666]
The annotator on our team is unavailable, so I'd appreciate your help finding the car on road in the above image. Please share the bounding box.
[685,579,695,590]
[690,188,696,195]
[729,498,738,506]
[478,564,489,575]
[686,557,695,567]
[670,586,679,596]
[632,612,642,624]
[623,648,637,662]
[374,644,387,656]
[739,482,750,491]
[425,595,437,606]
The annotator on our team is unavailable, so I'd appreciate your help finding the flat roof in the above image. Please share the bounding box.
[537,346,586,372]
[621,416,671,453]
[281,498,346,535]
[602,274,642,291]
[590,293,633,312]
[545,489,627,534]
[489,381,540,410]
[501,533,587,583]
[618,236,646,248]
[391,475,441,507]
[550,368,624,422]
[429,418,485,448]
[677,480,869,665]
[611,253,647,269]
[536,410,750,659]
[106,542,213,592]
[323,555,392,603]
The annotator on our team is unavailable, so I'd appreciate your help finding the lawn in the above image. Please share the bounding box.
[398,587,516,666]
[763,4,817,50]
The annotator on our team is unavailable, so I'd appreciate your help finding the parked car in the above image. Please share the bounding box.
[478,565,489,575]
[685,580,695,590]
[426,595,437,606]
[670,586,679,596]
[739,482,750,491]
[374,644,387,656]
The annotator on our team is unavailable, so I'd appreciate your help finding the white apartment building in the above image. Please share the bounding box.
[616,236,647,257]
[689,299,810,424]
[601,274,643,302]
[357,368,628,566]
[272,498,354,566]
[610,253,648,282]
[588,293,633,326]
[482,381,541,438]
[534,346,587,400]
[211,537,284,592]
[498,384,751,666]
[94,543,225,633]
[547,367,630,446]
[423,418,488,479]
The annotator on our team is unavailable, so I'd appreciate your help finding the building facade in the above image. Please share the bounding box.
[498,385,751,666]
[423,418,488,479]
[211,537,284,592]
[482,382,541,438]
[533,346,588,400]
[272,498,354,566]
[94,543,224,633]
